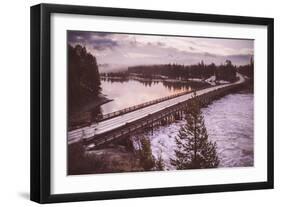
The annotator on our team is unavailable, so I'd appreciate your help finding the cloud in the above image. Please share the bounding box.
[68,31,118,51]
[204,52,217,58]
[68,31,254,70]
[91,37,119,51]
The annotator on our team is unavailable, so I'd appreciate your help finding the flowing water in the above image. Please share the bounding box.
[146,92,254,169]
[100,78,254,169]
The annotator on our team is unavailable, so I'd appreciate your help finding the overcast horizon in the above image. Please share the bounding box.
[68,31,254,72]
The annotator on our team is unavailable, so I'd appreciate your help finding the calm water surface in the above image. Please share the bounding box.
[100,79,207,114]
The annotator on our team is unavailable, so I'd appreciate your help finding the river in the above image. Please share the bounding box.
[100,78,209,114]
[99,78,254,169]
[144,92,254,169]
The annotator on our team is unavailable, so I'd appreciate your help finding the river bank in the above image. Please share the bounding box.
[68,94,112,130]
[68,141,144,175]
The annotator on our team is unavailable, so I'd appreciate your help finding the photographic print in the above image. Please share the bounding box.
[31,4,273,203]
[67,31,254,175]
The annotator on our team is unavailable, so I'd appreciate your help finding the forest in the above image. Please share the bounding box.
[68,44,101,113]
[128,59,253,82]
[102,58,254,83]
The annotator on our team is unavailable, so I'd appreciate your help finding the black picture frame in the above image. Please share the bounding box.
[30,3,274,204]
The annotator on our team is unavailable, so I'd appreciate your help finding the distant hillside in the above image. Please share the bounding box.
[68,44,101,112]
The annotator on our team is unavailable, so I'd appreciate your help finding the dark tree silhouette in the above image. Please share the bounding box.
[237,56,254,79]
[155,152,165,171]
[136,136,155,171]
[68,44,101,112]
[127,60,241,83]
[171,93,219,169]
[215,60,237,82]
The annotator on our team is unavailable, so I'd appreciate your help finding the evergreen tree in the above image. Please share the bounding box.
[155,152,165,171]
[68,44,101,111]
[171,93,219,169]
[137,136,155,170]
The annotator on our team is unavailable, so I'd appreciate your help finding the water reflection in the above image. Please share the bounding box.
[100,78,209,114]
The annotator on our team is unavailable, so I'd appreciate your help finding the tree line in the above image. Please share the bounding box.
[127,59,253,82]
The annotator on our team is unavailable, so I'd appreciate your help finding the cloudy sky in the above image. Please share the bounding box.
[68,31,254,72]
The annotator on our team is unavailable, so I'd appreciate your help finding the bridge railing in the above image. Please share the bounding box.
[97,89,195,121]
[85,81,245,147]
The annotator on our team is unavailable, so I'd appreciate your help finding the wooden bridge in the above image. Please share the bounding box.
[68,73,246,148]
[96,88,198,122]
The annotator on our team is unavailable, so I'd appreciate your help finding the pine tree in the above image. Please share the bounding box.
[171,93,219,169]
[155,152,165,171]
[137,136,155,171]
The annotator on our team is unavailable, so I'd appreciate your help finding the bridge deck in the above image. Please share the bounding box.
[68,74,245,144]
